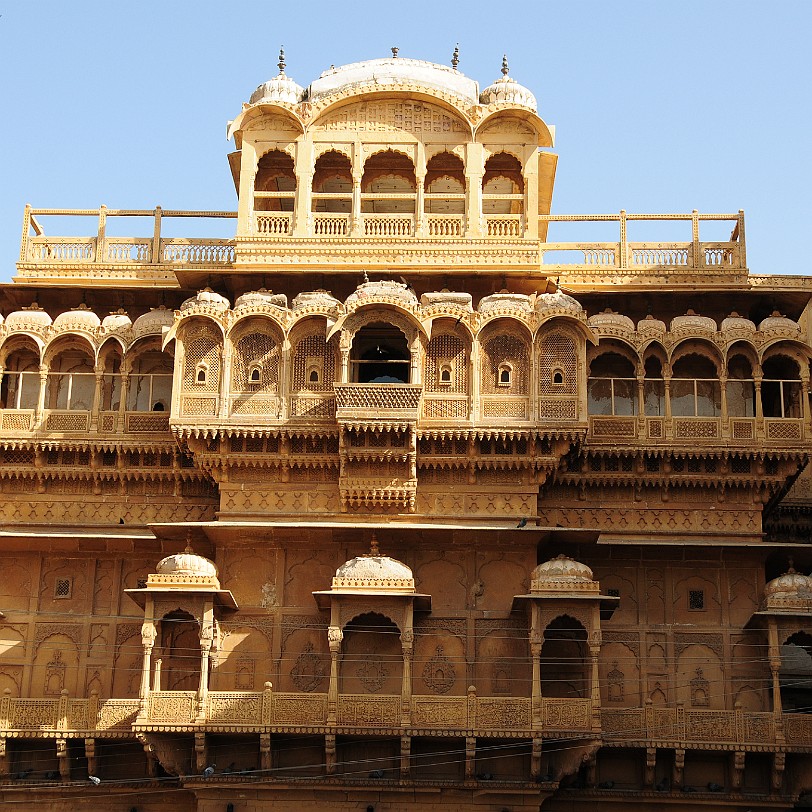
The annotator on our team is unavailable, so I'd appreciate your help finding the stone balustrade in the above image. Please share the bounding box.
[2,690,810,750]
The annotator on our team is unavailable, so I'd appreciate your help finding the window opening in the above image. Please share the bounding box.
[688,589,705,610]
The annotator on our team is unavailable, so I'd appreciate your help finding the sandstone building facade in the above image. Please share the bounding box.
[0,52,810,810]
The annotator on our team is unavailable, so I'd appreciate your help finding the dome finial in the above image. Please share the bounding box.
[501,54,509,76]
[788,557,796,573]
[278,46,286,75]
[369,533,380,557]
[184,530,194,555]
[391,46,399,59]
[451,44,460,70]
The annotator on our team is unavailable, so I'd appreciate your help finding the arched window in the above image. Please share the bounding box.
[254,149,295,212]
[350,323,410,383]
[540,616,588,699]
[127,348,173,412]
[671,354,720,417]
[425,152,465,215]
[588,353,636,416]
[498,363,512,386]
[762,356,802,418]
[727,355,756,417]
[643,355,665,416]
[1,344,41,410]
[45,348,95,411]
[361,151,416,233]
[483,152,524,237]
[196,364,208,385]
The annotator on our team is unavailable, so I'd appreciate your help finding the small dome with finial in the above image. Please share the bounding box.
[150,534,220,588]
[249,47,305,106]
[331,535,415,593]
[530,554,600,595]
[763,560,812,611]
[479,55,537,110]
[451,44,460,71]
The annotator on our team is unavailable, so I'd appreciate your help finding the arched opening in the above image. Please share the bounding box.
[254,149,295,212]
[350,323,410,383]
[481,329,529,395]
[0,343,40,410]
[588,352,636,416]
[158,610,201,692]
[361,151,416,236]
[671,354,720,417]
[425,152,465,217]
[540,616,588,699]
[340,612,402,695]
[483,152,524,237]
[45,347,95,411]
[312,150,352,213]
[127,348,173,412]
[727,354,756,417]
[97,343,122,412]
[425,331,468,393]
[762,355,802,418]
[780,631,812,712]
[643,354,665,416]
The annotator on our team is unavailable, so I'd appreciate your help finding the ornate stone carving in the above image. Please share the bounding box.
[290,642,327,693]
[421,646,455,694]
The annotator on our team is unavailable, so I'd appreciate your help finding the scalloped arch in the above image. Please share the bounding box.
[477,314,534,342]
[0,333,45,365]
[228,103,305,141]
[43,333,97,366]
[669,338,724,371]
[228,312,286,344]
[476,108,554,148]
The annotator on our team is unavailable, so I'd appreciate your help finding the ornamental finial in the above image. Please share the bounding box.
[451,44,459,70]
[788,557,795,573]
[501,54,509,76]
[278,47,286,74]
[369,533,380,556]
[391,46,399,58]
[184,530,194,555]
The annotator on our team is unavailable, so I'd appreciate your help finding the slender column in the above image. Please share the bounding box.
[96,205,107,263]
[138,602,157,716]
[619,209,628,269]
[219,341,232,418]
[400,624,414,726]
[118,372,130,432]
[464,142,484,238]
[151,206,162,263]
[415,172,426,237]
[663,367,672,440]
[720,373,729,434]
[589,616,602,732]
[767,619,785,743]
[523,146,538,239]
[35,365,48,428]
[293,152,314,238]
[237,143,258,236]
[90,368,103,431]
[801,375,811,438]
[350,174,363,237]
[754,375,764,440]
[327,621,342,725]
[691,209,701,267]
[531,639,542,727]
[197,602,214,721]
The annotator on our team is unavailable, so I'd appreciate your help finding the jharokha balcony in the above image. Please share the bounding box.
[14,206,762,285]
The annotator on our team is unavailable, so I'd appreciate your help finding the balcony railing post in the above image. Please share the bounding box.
[691,209,700,268]
[96,205,107,263]
[152,207,162,265]
[737,209,747,268]
[20,204,32,263]
[619,210,628,269]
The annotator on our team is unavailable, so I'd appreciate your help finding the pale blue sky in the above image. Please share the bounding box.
[0,0,809,282]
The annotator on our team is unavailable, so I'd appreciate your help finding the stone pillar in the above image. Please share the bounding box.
[57,738,70,781]
[197,602,214,721]
[523,147,538,239]
[237,143,257,236]
[767,619,785,743]
[293,168,314,237]
[138,604,157,715]
[400,626,414,726]
[325,733,336,775]
[464,142,484,238]
[90,367,103,430]
[351,174,363,236]
[118,372,130,432]
[327,623,343,725]
[415,172,426,236]
[400,734,411,778]
[35,364,48,428]
[530,609,543,728]
[219,341,232,418]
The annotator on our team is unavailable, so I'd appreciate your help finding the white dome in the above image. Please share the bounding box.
[234,289,288,310]
[530,554,600,595]
[292,290,342,310]
[536,291,583,315]
[249,49,304,105]
[479,291,532,313]
[758,312,800,333]
[479,56,537,110]
[53,305,101,331]
[670,312,717,332]
[102,309,132,331]
[721,312,756,332]
[764,566,812,599]
[6,304,52,329]
[307,56,479,107]
[588,310,634,332]
[346,280,417,308]
[637,315,666,333]
[180,288,230,312]
[132,306,175,338]
[331,538,415,593]
[156,548,218,578]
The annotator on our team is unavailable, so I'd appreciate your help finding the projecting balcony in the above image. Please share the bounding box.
[3,691,811,752]
[334,383,423,428]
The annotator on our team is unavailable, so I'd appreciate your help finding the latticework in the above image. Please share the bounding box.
[481,334,529,394]
[232,333,280,393]
[291,333,335,393]
[425,333,467,393]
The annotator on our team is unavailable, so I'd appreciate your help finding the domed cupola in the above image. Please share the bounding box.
[53,304,101,332]
[234,288,288,311]
[331,537,415,594]
[530,554,600,596]
[6,303,53,331]
[763,561,812,612]
[479,55,537,111]
[151,542,220,587]
[249,48,304,106]
[179,287,230,313]
[132,305,175,339]
[101,308,132,332]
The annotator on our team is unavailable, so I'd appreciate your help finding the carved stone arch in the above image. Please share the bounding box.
[228,312,286,345]
[123,335,172,373]
[424,143,466,162]
[669,338,724,374]
[641,339,668,366]
[726,340,759,374]
[476,109,554,148]
[43,333,97,368]
[537,609,592,638]
[478,318,531,396]
[313,142,352,163]
[97,335,125,368]
[179,317,223,394]
[424,328,469,395]
[339,610,403,695]
[478,313,534,340]
[254,143,297,164]
[539,613,590,699]
[235,107,305,137]
[289,317,338,394]
[760,342,809,378]
[362,144,417,166]
[343,306,422,348]
[480,144,526,167]
[586,337,639,372]
[339,604,403,633]
[0,333,44,367]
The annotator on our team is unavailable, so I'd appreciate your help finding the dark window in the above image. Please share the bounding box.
[689,589,705,610]
[54,578,72,599]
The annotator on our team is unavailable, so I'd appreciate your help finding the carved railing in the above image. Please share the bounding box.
[160,239,234,265]
[426,214,464,238]
[289,394,336,419]
[312,212,350,236]
[486,215,522,238]
[480,395,530,421]
[363,214,416,237]
[1,691,810,749]
[334,383,422,423]
[423,394,469,420]
[588,414,807,446]
[253,213,293,236]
